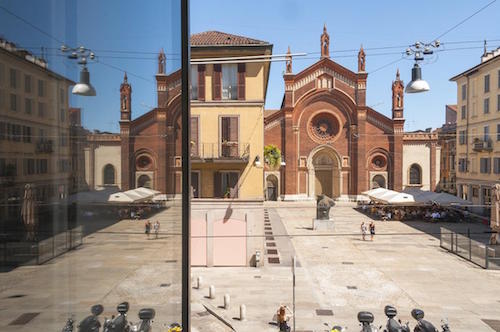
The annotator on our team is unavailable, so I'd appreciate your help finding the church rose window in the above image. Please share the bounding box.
[136,155,152,170]
[308,113,340,142]
[372,155,387,169]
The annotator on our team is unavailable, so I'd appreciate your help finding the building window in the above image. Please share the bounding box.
[190,64,198,100]
[60,109,66,122]
[22,126,32,143]
[485,74,490,93]
[480,157,491,174]
[190,116,199,157]
[221,64,238,100]
[38,102,45,117]
[60,88,64,103]
[25,75,31,93]
[484,98,489,114]
[484,125,489,141]
[24,158,35,175]
[461,84,466,100]
[494,157,500,174]
[451,155,455,171]
[459,130,467,145]
[60,133,68,146]
[25,98,32,114]
[472,186,479,198]
[461,105,466,119]
[497,124,500,141]
[103,164,115,185]
[10,93,17,111]
[220,116,238,157]
[497,94,500,111]
[458,158,468,172]
[38,80,44,97]
[37,159,48,174]
[9,68,16,89]
[409,164,422,185]
[214,171,239,198]
[58,159,70,172]
[483,188,492,205]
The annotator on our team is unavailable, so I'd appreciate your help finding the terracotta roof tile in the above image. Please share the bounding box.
[191,31,269,46]
[446,104,457,112]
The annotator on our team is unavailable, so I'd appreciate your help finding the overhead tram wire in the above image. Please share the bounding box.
[432,0,497,41]
[0,4,66,45]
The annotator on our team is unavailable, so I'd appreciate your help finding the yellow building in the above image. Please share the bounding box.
[450,47,500,214]
[0,38,74,225]
[189,31,273,199]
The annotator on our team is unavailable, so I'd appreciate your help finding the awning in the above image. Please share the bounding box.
[108,187,157,203]
[363,188,416,205]
[403,188,469,206]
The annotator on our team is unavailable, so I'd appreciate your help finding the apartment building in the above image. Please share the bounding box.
[0,38,74,227]
[450,47,500,214]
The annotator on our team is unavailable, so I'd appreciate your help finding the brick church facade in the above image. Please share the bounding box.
[264,26,406,200]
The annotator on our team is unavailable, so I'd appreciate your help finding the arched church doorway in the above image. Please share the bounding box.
[371,174,386,189]
[266,174,279,201]
[311,148,341,198]
[137,174,152,188]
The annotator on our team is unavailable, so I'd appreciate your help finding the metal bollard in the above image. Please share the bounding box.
[209,285,215,299]
[196,276,202,289]
[239,304,246,321]
[223,294,230,309]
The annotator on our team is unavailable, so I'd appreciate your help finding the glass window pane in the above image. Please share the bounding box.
[1,1,186,330]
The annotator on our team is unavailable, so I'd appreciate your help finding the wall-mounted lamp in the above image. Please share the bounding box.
[280,159,286,167]
[254,155,262,167]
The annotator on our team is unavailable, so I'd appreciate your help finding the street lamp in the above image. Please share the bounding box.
[61,45,97,96]
[405,63,430,93]
[404,40,439,93]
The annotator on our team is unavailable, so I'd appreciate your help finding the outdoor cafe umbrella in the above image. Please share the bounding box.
[21,184,37,241]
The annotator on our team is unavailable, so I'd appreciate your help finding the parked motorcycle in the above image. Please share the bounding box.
[104,302,130,332]
[440,318,451,332]
[383,305,410,332]
[411,309,438,332]
[129,308,155,332]
[358,311,382,332]
[62,317,74,332]
[324,322,347,332]
[165,323,182,332]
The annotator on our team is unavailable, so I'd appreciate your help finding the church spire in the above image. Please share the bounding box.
[320,24,330,58]
[120,71,132,121]
[392,68,404,119]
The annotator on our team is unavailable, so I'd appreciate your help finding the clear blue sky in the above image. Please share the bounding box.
[1,0,499,132]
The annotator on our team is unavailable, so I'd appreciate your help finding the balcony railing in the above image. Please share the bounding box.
[35,139,53,153]
[472,138,493,152]
[191,142,250,162]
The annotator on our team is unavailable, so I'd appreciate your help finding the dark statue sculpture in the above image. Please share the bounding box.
[316,194,335,220]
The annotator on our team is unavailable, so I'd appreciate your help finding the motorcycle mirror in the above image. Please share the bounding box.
[91,304,104,316]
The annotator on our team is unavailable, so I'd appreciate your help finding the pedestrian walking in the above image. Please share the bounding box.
[369,221,375,241]
[153,220,160,239]
[145,220,151,239]
[361,222,367,241]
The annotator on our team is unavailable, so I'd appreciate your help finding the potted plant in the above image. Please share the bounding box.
[264,144,282,170]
